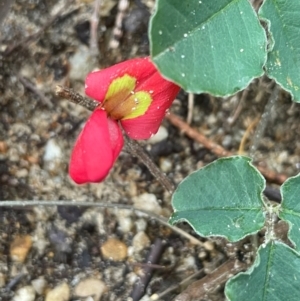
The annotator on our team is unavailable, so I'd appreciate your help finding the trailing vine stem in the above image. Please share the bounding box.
[55,85,175,194]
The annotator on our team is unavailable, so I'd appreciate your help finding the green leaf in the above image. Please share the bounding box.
[279,173,300,252]
[170,156,266,241]
[225,241,300,301]
[149,0,267,96]
[259,0,300,102]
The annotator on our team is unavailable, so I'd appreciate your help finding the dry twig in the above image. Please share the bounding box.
[166,112,288,185]
[0,200,202,246]
[130,238,165,301]
[172,259,247,301]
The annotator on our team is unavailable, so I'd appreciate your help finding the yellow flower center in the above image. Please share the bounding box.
[102,74,152,120]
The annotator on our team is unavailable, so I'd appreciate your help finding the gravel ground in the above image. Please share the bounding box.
[1,1,300,301]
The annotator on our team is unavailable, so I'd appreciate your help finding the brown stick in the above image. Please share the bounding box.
[166,113,288,185]
[124,136,175,194]
[172,259,247,301]
[56,85,99,111]
[130,238,165,301]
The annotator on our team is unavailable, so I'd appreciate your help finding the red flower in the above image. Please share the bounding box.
[70,57,180,184]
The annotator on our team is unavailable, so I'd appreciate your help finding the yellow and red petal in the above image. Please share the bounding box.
[85,57,157,103]
[121,73,180,139]
[69,109,123,184]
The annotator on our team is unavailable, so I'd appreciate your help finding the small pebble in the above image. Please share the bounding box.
[176,255,196,272]
[159,158,172,173]
[203,241,214,251]
[133,193,162,215]
[74,278,107,301]
[31,276,47,295]
[277,150,288,164]
[101,238,128,261]
[45,282,70,301]
[15,168,28,178]
[132,231,150,253]
[135,219,147,232]
[0,272,5,288]
[43,139,62,161]
[0,141,8,153]
[116,209,133,233]
[12,285,35,301]
[147,126,168,144]
[222,135,232,148]
[10,235,32,263]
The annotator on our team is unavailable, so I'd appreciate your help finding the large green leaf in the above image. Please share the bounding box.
[170,156,266,241]
[225,241,300,301]
[149,0,267,96]
[279,173,300,252]
[259,0,300,102]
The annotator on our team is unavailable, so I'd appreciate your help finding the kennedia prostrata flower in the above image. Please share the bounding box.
[70,57,180,184]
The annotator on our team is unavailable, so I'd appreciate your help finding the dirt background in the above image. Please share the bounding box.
[0,0,300,300]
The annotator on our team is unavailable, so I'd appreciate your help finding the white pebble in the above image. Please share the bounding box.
[147,126,168,144]
[133,193,162,215]
[45,282,70,301]
[15,168,28,178]
[43,139,62,161]
[135,219,147,232]
[160,158,172,173]
[74,278,107,301]
[132,231,150,253]
[116,210,133,233]
[13,286,36,301]
[31,276,47,295]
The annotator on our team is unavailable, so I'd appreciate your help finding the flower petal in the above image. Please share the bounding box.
[69,109,123,184]
[85,57,157,103]
[121,73,180,139]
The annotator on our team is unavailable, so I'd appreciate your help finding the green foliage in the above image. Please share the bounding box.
[170,155,300,300]
[225,241,300,301]
[149,0,267,96]
[170,157,266,241]
[149,0,300,299]
[150,0,300,101]
[259,0,300,102]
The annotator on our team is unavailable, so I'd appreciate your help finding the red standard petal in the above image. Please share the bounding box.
[121,72,180,140]
[69,109,123,184]
[85,57,157,103]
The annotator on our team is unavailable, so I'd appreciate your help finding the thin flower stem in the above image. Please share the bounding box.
[123,135,175,194]
[56,85,99,111]
[0,200,202,246]
[55,85,175,194]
